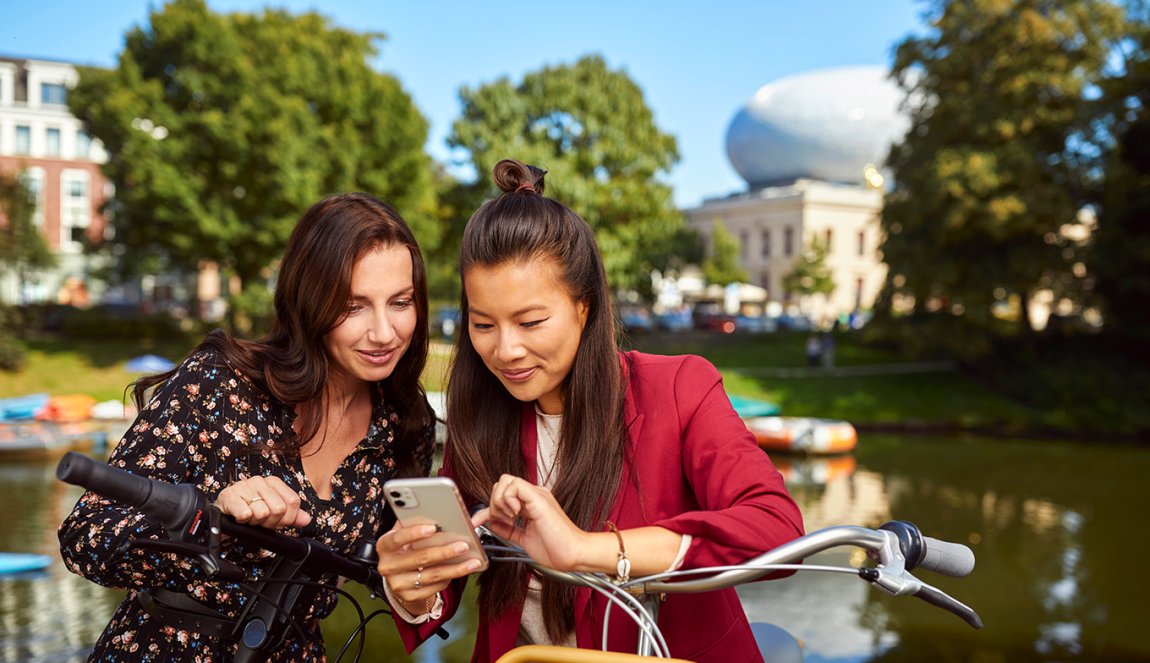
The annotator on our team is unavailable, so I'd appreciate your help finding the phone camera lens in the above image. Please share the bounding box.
[389,490,402,498]
[394,500,406,508]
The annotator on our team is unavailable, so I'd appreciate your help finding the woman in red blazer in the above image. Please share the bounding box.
[376,159,805,662]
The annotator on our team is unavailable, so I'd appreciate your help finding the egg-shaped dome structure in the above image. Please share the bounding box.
[725,66,909,188]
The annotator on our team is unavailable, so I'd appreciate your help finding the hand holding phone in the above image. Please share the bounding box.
[383,477,489,572]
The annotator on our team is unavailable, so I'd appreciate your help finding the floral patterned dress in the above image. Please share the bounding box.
[59,349,434,662]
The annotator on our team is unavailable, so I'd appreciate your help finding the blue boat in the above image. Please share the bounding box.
[0,393,50,421]
[728,395,781,417]
[0,552,52,576]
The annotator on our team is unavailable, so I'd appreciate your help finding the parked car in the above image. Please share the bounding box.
[620,307,654,333]
[775,313,814,331]
[432,307,461,339]
[734,314,777,333]
[695,312,737,334]
[655,308,693,332]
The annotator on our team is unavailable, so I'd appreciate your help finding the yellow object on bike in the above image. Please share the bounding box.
[494,645,694,663]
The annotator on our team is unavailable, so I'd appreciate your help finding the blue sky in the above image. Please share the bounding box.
[1,1,927,208]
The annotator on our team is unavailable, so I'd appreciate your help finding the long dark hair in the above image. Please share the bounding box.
[133,193,432,477]
[447,159,627,640]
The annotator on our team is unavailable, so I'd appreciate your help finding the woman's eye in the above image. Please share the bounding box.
[471,321,493,331]
[392,299,413,309]
[346,303,364,314]
[521,318,548,328]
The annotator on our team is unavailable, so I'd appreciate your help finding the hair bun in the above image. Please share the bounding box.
[493,159,547,195]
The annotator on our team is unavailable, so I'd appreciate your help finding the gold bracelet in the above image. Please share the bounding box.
[396,592,435,615]
[605,521,631,584]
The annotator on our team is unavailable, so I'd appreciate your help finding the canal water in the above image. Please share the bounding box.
[1,433,1147,662]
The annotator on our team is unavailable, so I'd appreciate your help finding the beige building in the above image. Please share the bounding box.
[685,179,887,325]
[683,65,907,326]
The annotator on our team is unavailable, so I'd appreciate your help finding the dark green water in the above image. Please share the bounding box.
[2,433,1147,662]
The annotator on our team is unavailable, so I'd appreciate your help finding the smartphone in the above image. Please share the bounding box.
[383,477,489,572]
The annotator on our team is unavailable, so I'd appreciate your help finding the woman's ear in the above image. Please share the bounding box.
[576,298,590,330]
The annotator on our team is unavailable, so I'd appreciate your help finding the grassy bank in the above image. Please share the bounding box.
[4,330,1144,441]
[0,336,455,403]
[624,331,1042,433]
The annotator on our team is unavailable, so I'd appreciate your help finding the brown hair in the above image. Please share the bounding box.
[447,159,627,640]
[133,193,432,477]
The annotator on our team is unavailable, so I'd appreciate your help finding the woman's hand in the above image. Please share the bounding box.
[376,521,484,606]
[216,475,311,529]
[474,474,589,571]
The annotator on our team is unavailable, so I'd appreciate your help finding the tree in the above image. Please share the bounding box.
[1093,2,1150,342]
[0,171,54,283]
[782,234,835,305]
[447,55,684,292]
[70,0,435,305]
[701,219,748,286]
[877,0,1125,356]
[0,172,54,370]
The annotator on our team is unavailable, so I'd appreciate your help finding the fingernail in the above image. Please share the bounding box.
[420,525,437,536]
[465,559,482,571]
[452,542,469,554]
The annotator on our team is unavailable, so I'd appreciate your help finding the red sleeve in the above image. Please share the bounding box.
[651,356,805,568]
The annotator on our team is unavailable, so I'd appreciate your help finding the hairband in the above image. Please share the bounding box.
[515,182,536,194]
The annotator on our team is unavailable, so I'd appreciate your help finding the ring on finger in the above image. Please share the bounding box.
[413,568,423,590]
[246,496,265,505]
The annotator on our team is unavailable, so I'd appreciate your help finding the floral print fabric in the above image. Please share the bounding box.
[59,349,433,661]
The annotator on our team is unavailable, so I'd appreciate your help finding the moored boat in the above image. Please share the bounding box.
[0,393,50,421]
[0,420,98,461]
[744,416,858,455]
[0,552,52,576]
[728,395,781,417]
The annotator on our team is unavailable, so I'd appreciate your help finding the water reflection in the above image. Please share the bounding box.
[4,435,1150,662]
[0,462,121,663]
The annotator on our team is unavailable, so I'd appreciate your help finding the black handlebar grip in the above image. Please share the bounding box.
[56,451,201,533]
[914,583,983,629]
[920,536,976,578]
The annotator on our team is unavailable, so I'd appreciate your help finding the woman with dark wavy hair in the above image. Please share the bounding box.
[379,160,804,662]
[60,192,436,661]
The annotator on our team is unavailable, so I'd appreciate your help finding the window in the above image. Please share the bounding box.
[740,230,749,261]
[42,82,67,105]
[761,230,772,259]
[76,130,91,159]
[60,170,91,253]
[15,125,31,154]
[20,168,45,227]
[855,277,865,309]
[857,230,867,256]
[46,128,61,157]
[784,227,794,257]
[825,228,834,251]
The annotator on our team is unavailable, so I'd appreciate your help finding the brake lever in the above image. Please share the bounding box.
[200,504,245,580]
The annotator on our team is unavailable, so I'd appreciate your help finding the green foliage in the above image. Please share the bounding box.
[782,234,835,300]
[0,171,55,276]
[57,306,187,340]
[1092,4,1150,341]
[70,0,435,290]
[877,0,1125,356]
[447,54,684,291]
[701,219,748,286]
[225,280,274,338]
[0,304,25,371]
[0,172,54,371]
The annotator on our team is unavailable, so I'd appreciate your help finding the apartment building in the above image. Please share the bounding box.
[0,56,112,305]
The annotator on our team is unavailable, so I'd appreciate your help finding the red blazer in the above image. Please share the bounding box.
[394,351,805,662]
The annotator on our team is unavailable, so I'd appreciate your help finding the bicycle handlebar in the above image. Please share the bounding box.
[55,451,414,663]
[478,518,983,632]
